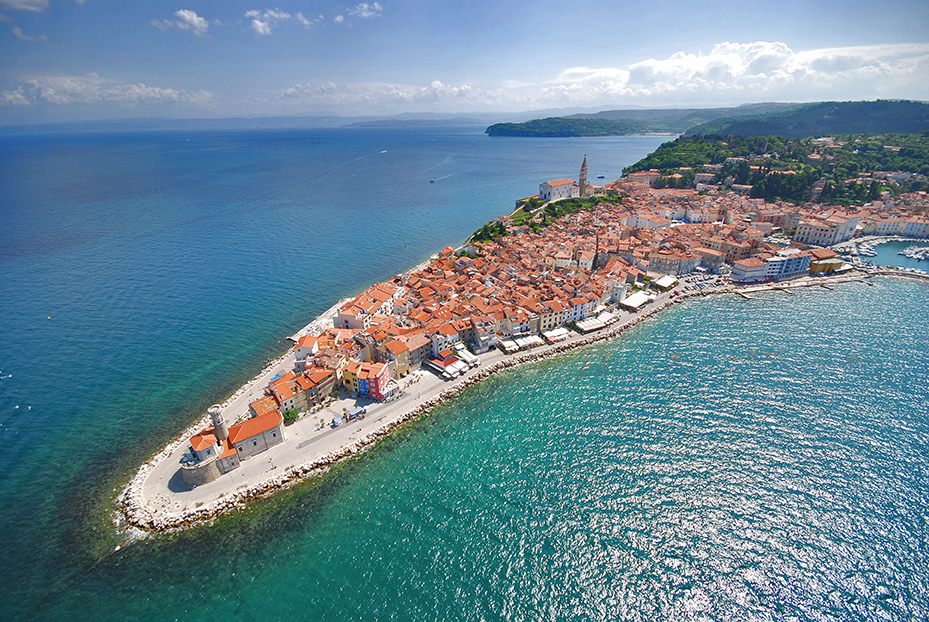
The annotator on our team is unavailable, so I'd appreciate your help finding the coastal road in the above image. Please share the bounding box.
[139,280,808,525]
[136,289,690,524]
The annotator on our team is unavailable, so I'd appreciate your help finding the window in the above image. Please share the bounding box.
[253,441,258,447]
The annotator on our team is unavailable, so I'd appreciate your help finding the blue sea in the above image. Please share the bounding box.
[1,127,928,621]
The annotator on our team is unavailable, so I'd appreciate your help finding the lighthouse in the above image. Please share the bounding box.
[208,404,229,441]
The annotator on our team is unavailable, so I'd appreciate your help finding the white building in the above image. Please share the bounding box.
[539,179,578,202]
[793,216,859,246]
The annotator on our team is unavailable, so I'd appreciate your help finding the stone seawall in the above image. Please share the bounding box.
[117,292,695,533]
[180,459,222,488]
[116,271,924,534]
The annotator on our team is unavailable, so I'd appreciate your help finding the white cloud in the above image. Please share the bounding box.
[250,19,271,35]
[277,79,501,112]
[534,41,929,106]
[12,25,48,42]
[245,8,291,35]
[296,12,315,28]
[347,2,383,18]
[333,14,344,23]
[263,8,290,20]
[266,40,929,116]
[0,12,14,21]
[0,0,48,11]
[0,73,213,107]
[1,88,29,105]
[152,9,209,37]
[174,9,208,35]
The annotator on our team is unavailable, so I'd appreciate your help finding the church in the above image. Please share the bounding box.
[539,157,592,202]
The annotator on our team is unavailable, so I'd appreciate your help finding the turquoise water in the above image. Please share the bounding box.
[26,278,929,621]
[2,129,928,620]
[871,240,929,271]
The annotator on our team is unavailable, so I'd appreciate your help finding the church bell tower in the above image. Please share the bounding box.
[579,156,588,198]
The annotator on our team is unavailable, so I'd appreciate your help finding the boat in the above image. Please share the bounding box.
[900,245,929,260]
[597,175,605,179]
[430,179,435,183]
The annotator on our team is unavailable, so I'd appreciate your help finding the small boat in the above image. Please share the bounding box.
[597,175,605,179]
[430,179,435,183]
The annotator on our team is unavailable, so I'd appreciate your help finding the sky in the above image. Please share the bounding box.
[1,0,928,125]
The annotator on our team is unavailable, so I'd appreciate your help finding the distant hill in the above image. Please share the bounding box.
[566,102,801,123]
[686,100,929,138]
[485,117,677,137]
[485,103,804,137]
[348,117,488,127]
[0,112,502,134]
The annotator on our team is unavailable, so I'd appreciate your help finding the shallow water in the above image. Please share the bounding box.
[26,277,929,622]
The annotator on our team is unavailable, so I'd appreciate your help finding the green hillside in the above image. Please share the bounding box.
[485,101,929,139]
[485,117,674,137]
[485,103,804,137]
[622,132,929,206]
[686,100,929,138]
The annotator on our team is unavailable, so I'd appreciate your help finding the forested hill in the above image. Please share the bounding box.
[484,103,802,137]
[485,117,674,137]
[686,100,929,138]
[621,132,929,205]
[485,101,929,138]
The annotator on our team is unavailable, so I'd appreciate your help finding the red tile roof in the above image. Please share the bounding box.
[229,411,283,444]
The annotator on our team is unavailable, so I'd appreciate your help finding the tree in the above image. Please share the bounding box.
[283,408,300,423]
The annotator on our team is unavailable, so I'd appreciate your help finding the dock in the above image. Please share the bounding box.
[820,284,833,290]
[736,291,752,300]
[773,287,794,294]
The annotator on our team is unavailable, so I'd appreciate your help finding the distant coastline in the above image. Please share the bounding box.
[484,100,929,138]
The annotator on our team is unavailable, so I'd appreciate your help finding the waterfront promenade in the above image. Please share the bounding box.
[118,269,927,532]
[117,268,915,534]
[125,286,683,531]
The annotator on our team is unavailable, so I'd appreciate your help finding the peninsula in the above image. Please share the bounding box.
[485,100,929,138]
[117,155,929,535]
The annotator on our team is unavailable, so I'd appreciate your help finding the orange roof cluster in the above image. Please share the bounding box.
[285,183,927,381]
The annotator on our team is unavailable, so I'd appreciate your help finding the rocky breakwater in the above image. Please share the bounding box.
[117,296,693,534]
[118,275,891,535]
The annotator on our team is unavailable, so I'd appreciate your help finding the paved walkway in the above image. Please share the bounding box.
[136,291,687,523]
[134,271,892,525]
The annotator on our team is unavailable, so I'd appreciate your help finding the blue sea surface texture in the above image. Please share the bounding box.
[0,127,926,621]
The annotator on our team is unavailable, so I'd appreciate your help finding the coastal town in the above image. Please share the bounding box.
[119,153,929,533]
